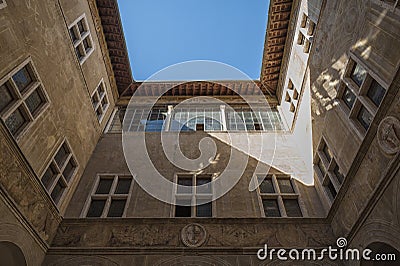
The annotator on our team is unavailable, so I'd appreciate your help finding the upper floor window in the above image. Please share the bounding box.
[314,138,346,203]
[284,79,300,114]
[298,13,315,54]
[41,140,78,206]
[0,0,7,9]
[91,80,109,122]
[84,174,133,218]
[256,174,303,217]
[337,57,387,135]
[0,59,49,139]
[174,174,213,218]
[69,14,94,64]
[105,105,284,133]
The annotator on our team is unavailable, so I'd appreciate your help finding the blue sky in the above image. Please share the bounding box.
[118,0,269,81]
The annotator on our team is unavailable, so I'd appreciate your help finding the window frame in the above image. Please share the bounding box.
[337,56,388,137]
[256,174,304,218]
[40,138,79,208]
[82,174,134,218]
[68,13,95,65]
[313,138,346,203]
[297,13,315,54]
[0,58,50,140]
[91,79,109,123]
[172,173,215,218]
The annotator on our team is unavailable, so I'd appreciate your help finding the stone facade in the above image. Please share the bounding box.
[0,0,399,265]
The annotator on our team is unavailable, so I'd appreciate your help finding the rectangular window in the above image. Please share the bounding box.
[338,58,387,135]
[174,174,213,217]
[315,138,346,203]
[85,175,133,218]
[257,174,303,217]
[41,140,77,206]
[91,80,109,122]
[69,14,94,64]
[0,60,49,139]
[297,13,315,54]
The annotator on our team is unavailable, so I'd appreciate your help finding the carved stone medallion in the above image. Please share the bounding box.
[378,116,400,155]
[181,223,207,247]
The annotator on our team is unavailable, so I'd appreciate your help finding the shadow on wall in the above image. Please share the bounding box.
[308,1,391,120]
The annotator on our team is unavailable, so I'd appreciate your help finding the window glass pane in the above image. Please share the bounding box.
[350,63,367,87]
[367,81,385,107]
[77,20,85,34]
[175,199,191,217]
[357,106,373,130]
[101,97,108,110]
[54,144,69,168]
[326,180,337,200]
[95,178,114,194]
[196,202,212,217]
[342,87,356,109]
[96,108,103,120]
[177,177,192,194]
[334,164,345,184]
[283,199,302,217]
[277,179,294,193]
[50,180,66,204]
[262,199,280,217]
[5,108,26,136]
[86,199,106,217]
[42,163,58,190]
[318,159,326,177]
[69,28,78,42]
[0,83,14,112]
[259,176,275,193]
[75,46,84,60]
[98,84,105,97]
[91,94,99,108]
[323,144,333,162]
[115,178,132,194]
[26,89,44,116]
[12,67,33,93]
[196,176,212,194]
[107,199,126,217]
[83,37,91,52]
[62,159,76,182]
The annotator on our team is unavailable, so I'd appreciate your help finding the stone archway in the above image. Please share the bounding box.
[0,241,27,266]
